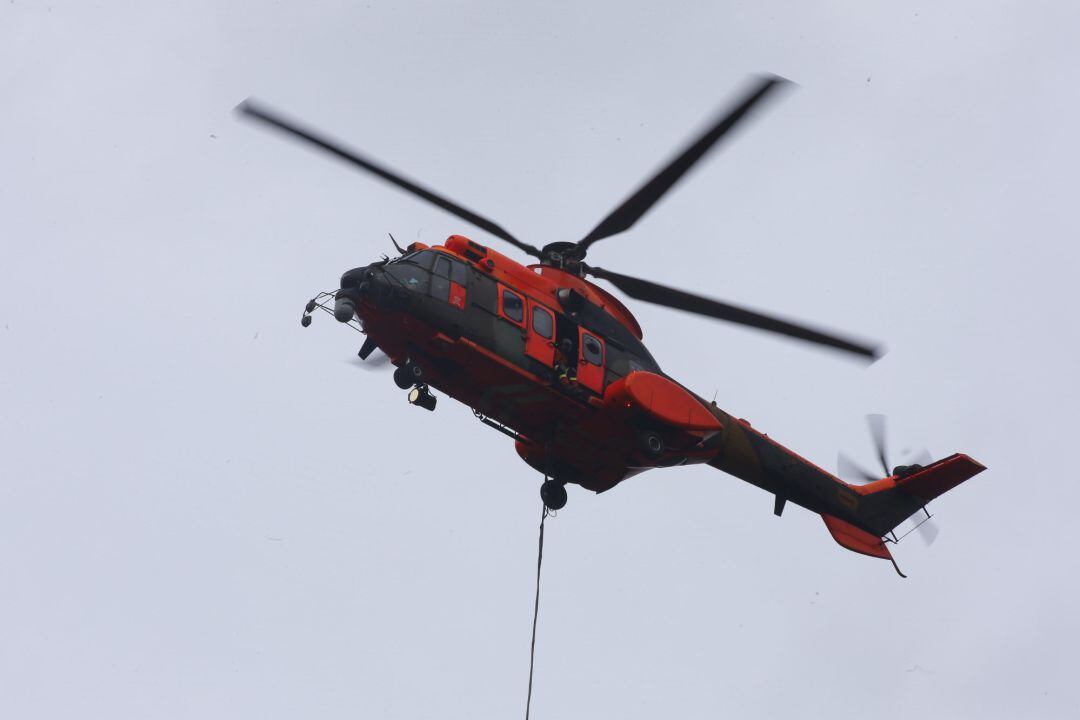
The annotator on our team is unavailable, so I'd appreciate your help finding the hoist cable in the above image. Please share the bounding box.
[525,504,549,720]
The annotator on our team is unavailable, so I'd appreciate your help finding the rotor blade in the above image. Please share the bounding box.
[917,517,939,546]
[587,265,881,359]
[574,75,792,254]
[837,452,880,484]
[906,447,933,467]
[236,99,542,258]
[866,414,890,475]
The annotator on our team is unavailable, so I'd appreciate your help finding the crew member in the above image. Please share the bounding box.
[554,338,577,384]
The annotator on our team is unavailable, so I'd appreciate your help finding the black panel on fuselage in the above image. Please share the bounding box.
[382,251,661,387]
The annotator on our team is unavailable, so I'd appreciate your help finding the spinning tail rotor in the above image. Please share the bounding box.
[836,414,940,545]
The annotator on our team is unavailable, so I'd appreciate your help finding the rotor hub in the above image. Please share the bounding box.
[540,241,587,275]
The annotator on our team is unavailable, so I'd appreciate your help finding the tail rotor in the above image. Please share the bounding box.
[837,414,940,546]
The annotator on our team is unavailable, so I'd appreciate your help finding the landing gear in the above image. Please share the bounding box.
[406,362,424,383]
[540,480,567,511]
[393,360,424,390]
[395,360,436,410]
[393,365,413,389]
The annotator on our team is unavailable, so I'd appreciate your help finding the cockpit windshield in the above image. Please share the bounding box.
[393,250,435,270]
[385,258,430,292]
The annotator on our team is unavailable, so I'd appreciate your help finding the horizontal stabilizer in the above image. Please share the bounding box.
[846,452,986,537]
[897,453,986,505]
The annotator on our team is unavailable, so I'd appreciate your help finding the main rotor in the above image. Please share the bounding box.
[237,75,882,360]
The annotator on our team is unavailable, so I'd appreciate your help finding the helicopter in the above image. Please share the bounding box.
[238,75,984,574]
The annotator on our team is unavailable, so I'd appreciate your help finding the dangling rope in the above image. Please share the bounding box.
[525,503,549,720]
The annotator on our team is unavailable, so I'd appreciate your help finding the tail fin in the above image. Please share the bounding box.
[821,513,907,577]
[822,514,892,559]
[823,453,986,573]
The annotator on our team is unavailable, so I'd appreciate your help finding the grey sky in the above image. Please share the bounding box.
[3,1,1079,718]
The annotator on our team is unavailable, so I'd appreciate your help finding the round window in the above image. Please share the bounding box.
[582,335,602,364]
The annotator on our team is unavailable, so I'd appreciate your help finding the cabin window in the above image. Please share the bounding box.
[532,306,553,339]
[500,287,524,325]
[581,333,603,365]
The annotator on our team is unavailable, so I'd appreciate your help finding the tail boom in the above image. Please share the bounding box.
[704,408,985,568]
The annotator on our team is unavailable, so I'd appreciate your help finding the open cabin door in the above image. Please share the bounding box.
[577,328,605,394]
[525,300,556,367]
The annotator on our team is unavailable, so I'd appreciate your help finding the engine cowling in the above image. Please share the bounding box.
[604,371,723,432]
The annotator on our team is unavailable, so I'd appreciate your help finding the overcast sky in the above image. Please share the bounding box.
[3,2,1080,718]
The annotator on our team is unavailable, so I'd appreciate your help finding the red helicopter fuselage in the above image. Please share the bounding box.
[241,74,985,573]
[327,234,984,570]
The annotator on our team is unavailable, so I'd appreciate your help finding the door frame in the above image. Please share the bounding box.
[577,327,606,394]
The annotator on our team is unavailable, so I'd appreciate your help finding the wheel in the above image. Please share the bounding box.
[408,362,424,382]
[393,365,413,389]
[540,480,567,511]
[637,429,665,460]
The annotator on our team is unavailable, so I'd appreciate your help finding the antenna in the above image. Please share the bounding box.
[388,232,406,255]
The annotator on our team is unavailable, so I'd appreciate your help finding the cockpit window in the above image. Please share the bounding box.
[431,256,451,301]
[432,255,450,278]
[399,250,435,270]
[386,262,429,292]
[450,261,468,285]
